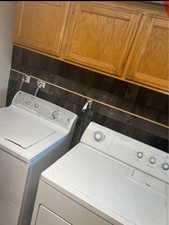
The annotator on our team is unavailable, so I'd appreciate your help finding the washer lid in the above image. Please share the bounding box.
[41,143,168,225]
[0,107,56,149]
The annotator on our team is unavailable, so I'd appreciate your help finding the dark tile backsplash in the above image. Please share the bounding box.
[7,46,169,152]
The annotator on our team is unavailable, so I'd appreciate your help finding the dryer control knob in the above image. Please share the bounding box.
[162,163,169,171]
[94,131,105,142]
[149,157,156,165]
[137,152,144,159]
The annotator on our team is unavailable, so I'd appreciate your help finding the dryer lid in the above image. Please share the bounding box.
[0,107,56,149]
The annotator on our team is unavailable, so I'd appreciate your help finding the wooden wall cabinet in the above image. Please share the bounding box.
[62,2,141,77]
[13,1,169,94]
[13,1,69,56]
[124,15,169,92]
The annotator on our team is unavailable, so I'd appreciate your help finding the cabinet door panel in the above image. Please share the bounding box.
[125,16,169,92]
[63,2,141,76]
[14,1,69,56]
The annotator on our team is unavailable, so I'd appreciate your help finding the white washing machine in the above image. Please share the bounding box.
[31,122,169,225]
[0,91,77,225]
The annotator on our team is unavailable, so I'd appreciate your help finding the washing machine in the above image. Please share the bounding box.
[31,122,169,225]
[0,91,77,225]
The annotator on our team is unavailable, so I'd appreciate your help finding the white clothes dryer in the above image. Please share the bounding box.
[0,91,77,225]
[31,122,169,225]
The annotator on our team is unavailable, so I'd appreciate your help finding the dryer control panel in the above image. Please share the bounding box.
[82,122,169,184]
[12,91,77,130]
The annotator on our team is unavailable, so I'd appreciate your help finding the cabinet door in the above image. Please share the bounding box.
[124,15,169,93]
[13,1,69,56]
[62,2,141,76]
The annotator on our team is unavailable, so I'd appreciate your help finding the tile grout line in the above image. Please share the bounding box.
[11,68,169,129]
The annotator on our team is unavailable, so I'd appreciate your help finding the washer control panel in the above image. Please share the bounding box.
[82,122,169,184]
[12,91,77,130]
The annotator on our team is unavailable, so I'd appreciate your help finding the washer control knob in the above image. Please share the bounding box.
[162,163,169,171]
[34,103,39,109]
[51,110,61,120]
[94,131,105,142]
[149,157,156,165]
[137,152,144,159]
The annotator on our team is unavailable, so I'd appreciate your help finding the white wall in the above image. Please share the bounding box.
[0,2,16,107]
